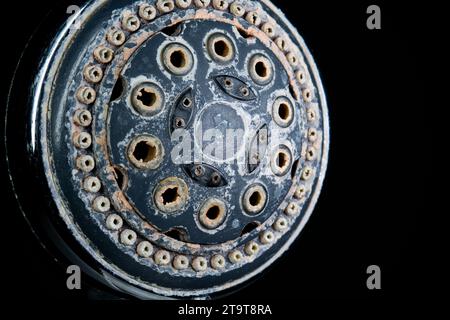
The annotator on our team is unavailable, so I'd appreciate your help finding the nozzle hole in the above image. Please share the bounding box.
[170,50,187,69]
[133,141,157,163]
[161,187,179,205]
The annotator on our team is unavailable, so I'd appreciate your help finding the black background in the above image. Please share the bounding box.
[0,0,428,303]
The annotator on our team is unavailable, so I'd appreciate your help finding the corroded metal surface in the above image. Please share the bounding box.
[12,0,329,299]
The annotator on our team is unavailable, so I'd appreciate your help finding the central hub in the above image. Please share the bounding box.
[195,102,247,162]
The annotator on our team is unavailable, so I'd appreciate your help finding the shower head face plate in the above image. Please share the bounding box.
[10,0,329,299]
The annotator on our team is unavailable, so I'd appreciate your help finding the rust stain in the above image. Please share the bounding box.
[112,190,134,212]
[122,30,154,61]
[95,128,108,154]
